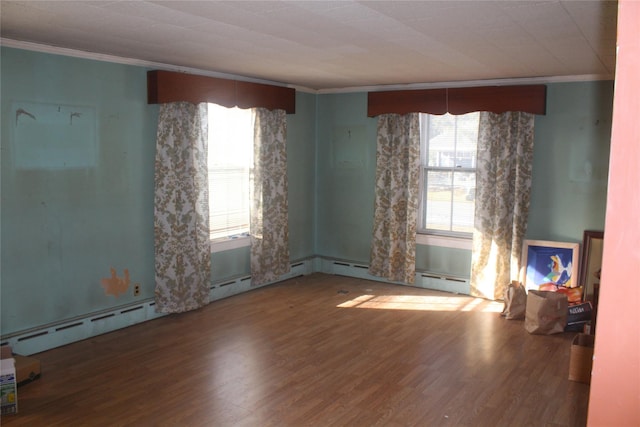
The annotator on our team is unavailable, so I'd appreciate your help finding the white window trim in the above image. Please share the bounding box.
[419,112,478,238]
[416,233,472,250]
[210,234,250,253]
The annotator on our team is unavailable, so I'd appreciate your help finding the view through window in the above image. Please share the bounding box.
[207,104,253,240]
[419,112,479,236]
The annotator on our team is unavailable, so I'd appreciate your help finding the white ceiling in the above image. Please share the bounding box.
[0,1,618,91]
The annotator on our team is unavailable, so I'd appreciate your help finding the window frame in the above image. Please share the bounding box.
[207,104,253,248]
[417,113,479,239]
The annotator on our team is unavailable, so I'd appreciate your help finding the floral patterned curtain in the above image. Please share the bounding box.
[250,108,290,286]
[470,111,535,300]
[154,102,211,313]
[369,113,421,284]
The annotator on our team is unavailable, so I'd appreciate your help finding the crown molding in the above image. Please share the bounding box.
[2,38,614,95]
[0,38,317,93]
[318,74,614,94]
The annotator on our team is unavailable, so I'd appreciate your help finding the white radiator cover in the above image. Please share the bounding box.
[320,258,470,295]
[417,272,470,295]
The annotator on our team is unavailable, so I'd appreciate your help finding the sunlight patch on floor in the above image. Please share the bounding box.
[337,294,503,312]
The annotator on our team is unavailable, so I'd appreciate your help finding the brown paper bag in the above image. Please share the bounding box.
[525,290,568,334]
[501,281,527,320]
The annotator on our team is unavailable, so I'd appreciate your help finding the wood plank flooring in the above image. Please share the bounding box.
[1,273,589,426]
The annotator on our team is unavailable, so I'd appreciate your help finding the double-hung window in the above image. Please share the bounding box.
[418,112,479,237]
[207,104,253,240]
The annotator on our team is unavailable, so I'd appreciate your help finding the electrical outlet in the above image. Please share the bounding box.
[133,283,141,296]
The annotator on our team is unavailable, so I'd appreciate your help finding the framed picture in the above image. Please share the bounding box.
[579,230,604,302]
[522,240,580,291]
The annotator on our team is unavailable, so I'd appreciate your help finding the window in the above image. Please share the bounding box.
[207,104,253,240]
[418,112,479,237]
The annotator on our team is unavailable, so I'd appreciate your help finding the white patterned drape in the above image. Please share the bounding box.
[250,108,290,286]
[470,111,535,300]
[369,113,421,284]
[154,102,211,313]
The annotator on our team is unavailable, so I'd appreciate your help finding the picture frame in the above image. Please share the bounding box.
[579,230,604,303]
[521,240,580,291]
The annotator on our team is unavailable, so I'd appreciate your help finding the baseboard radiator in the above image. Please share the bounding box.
[1,259,314,356]
[319,258,470,295]
[417,272,470,295]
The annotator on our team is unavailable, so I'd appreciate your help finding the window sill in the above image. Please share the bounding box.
[210,234,250,253]
[416,233,472,250]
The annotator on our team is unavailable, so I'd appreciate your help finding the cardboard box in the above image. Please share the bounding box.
[569,333,595,384]
[0,358,17,415]
[15,355,41,386]
[0,346,41,387]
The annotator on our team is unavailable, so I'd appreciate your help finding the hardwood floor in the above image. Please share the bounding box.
[2,273,589,426]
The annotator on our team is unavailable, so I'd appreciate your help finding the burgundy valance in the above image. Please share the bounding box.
[367,85,546,117]
[147,70,296,114]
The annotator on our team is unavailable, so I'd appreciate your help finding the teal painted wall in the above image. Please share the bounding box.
[211,247,250,283]
[287,91,317,260]
[1,48,316,335]
[415,245,472,278]
[1,47,158,333]
[527,81,613,242]
[0,46,612,336]
[315,93,378,261]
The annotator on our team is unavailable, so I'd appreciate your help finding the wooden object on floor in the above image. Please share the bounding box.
[1,273,589,426]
